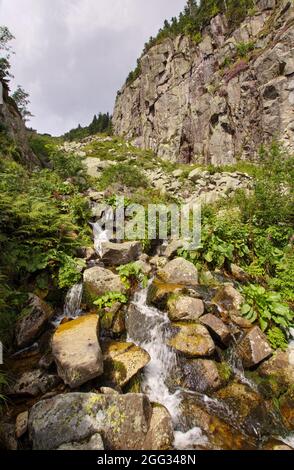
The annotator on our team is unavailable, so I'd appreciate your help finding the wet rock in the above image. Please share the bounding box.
[143,404,174,450]
[212,285,244,314]
[230,264,249,282]
[15,294,54,348]
[215,382,277,438]
[258,350,294,387]
[100,241,142,266]
[168,323,215,357]
[28,392,153,450]
[181,359,223,393]
[102,340,150,387]
[200,314,232,346]
[237,326,272,368]
[147,278,184,309]
[7,369,60,397]
[15,411,29,439]
[83,266,126,306]
[167,295,204,322]
[57,434,104,450]
[158,258,198,286]
[52,315,103,388]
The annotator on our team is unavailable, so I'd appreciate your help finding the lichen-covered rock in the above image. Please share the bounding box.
[28,392,159,450]
[83,266,126,306]
[52,315,103,388]
[57,434,104,450]
[7,369,60,397]
[167,295,204,322]
[200,313,232,346]
[100,241,142,266]
[15,294,54,348]
[157,258,198,286]
[168,323,215,357]
[102,340,150,387]
[143,404,174,450]
[237,326,272,368]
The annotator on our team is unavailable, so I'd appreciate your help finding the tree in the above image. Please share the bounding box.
[11,85,34,122]
[0,26,14,83]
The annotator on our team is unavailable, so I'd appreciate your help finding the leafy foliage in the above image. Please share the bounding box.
[235,41,255,58]
[93,292,128,310]
[11,85,33,122]
[241,284,293,347]
[117,262,148,289]
[0,25,14,82]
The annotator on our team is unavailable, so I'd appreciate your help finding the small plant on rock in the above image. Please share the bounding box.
[93,292,128,310]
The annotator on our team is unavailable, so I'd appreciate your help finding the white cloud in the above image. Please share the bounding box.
[0,0,186,135]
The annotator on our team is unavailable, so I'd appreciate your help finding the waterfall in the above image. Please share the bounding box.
[52,283,83,326]
[64,282,83,318]
[127,282,207,450]
[91,209,112,257]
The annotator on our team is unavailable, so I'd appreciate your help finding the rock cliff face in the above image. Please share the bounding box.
[113,0,294,164]
[0,81,39,168]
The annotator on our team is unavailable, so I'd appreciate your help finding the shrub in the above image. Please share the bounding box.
[99,163,148,190]
[94,292,128,310]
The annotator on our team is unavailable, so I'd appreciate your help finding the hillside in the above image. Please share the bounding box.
[113,0,294,164]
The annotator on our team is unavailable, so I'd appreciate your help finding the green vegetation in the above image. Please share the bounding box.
[235,41,255,58]
[241,285,293,348]
[63,113,112,141]
[94,292,128,310]
[117,262,148,289]
[178,143,294,349]
[0,126,93,348]
[98,163,148,190]
[126,0,255,84]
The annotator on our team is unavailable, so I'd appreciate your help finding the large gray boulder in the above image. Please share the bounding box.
[158,258,198,287]
[100,241,142,266]
[52,314,103,388]
[168,323,215,357]
[15,295,54,348]
[167,295,204,322]
[83,266,126,306]
[28,393,173,450]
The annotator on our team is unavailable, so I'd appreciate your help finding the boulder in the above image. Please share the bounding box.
[83,266,126,306]
[100,241,142,266]
[143,405,174,450]
[168,323,215,357]
[258,350,294,387]
[158,258,198,286]
[28,392,161,450]
[167,295,204,322]
[237,326,272,368]
[181,359,223,393]
[102,340,150,387]
[15,411,29,439]
[57,434,104,450]
[52,315,103,388]
[200,314,232,346]
[15,295,54,348]
[147,278,184,309]
[163,239,184,259]
[212,285,244,314]
[7,369,60,397]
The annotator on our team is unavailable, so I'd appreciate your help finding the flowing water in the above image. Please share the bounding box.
[91,208,112,257]
[52,283,83,326]
[127,283,208,450]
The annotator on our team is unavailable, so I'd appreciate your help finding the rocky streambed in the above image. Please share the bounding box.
[1,218,294,451]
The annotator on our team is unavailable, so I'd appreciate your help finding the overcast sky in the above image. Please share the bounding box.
[0,0,186,135]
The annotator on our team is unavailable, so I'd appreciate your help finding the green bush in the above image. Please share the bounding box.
[94,292,128,310]
[235,41,255,58]
[99,163,148,190]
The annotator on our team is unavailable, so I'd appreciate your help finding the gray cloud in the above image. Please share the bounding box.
[0,0,186,135]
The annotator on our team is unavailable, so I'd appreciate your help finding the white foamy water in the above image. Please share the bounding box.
[52,283,83,326]
[91,209,112,257]
[128,283,207,449]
